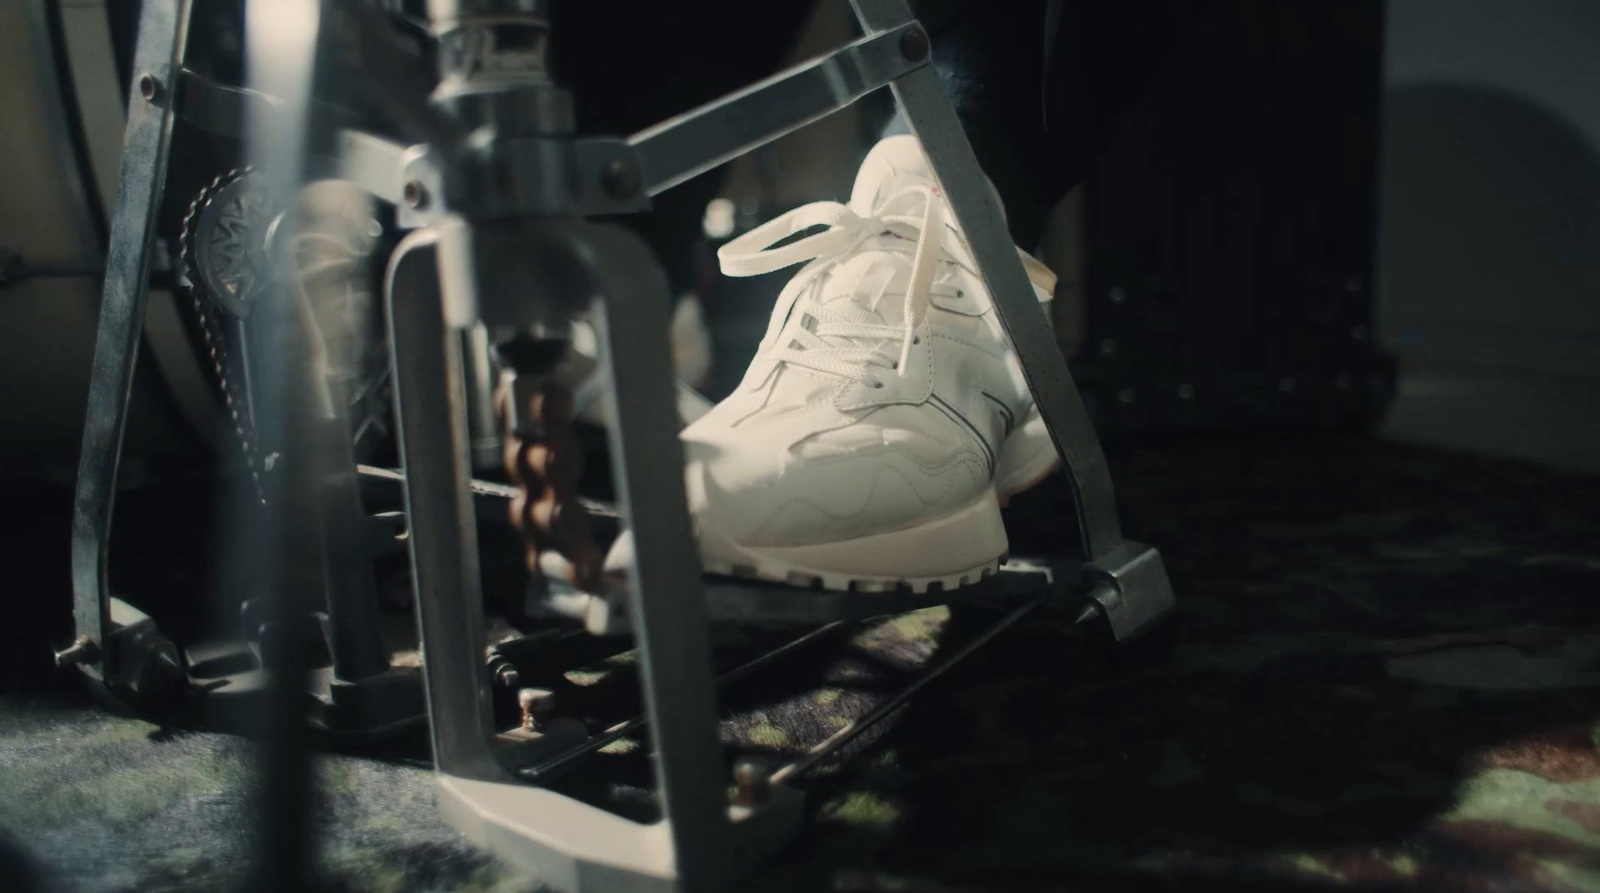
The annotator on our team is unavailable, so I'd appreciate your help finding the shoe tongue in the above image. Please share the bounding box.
[848,134,1009,239]
[845,136,975,277]
[819,252,908,329]
[848,134,937,217]
[758,252,906,409]
[750,139,932,414]
[826,135,949,329]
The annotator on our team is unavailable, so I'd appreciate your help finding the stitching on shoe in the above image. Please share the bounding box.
[829,327,934,413]
[931,329,1005,359]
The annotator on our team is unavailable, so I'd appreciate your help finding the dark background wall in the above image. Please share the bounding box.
[1377,0,1600,470]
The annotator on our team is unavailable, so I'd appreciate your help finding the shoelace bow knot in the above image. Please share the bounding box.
[717,185,951,388]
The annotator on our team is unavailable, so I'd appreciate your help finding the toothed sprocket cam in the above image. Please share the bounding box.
[177,169,395,498]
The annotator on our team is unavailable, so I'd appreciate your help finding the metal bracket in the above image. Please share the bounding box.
[1084,541,1177,641]
[628,20,931,196]
[67,0,194,690]
[388,224,806,892]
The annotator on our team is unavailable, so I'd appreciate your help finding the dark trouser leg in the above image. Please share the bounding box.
[913,0,1209,249]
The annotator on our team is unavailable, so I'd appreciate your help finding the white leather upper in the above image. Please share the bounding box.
[685,135,1055,548]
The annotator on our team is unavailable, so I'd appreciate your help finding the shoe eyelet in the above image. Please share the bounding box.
[955,290,964,298]
[868,380,884,389]
[912,336,920,345]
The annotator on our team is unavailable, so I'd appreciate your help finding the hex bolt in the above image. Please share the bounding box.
[54,636,100,669]
[488,654,520,690]
[402,180,429,210]
[1086,582,1122,617]
[600,156,641,200]
[138,73,159,103]
[899,26,930,62]
[732,756,772,808]
[518,687,555,732]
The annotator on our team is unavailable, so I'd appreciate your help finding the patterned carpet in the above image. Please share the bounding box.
[3,434,1599,892]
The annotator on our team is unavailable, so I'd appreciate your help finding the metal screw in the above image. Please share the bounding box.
[1351,324,1368,341]
[1335,373,1352,390]
[1278,376,1297,394]
[600,156,641,200]
[489,654,520,689]
[402,180,429,210]
[54,636,100,669]
[1177,383,1195,400]
[518,687,555,732]
[1088,582,1123,614]
[1109,286,1127,304]
[732,756,772,808]
[1117,387,1136,405]
[138,73,159,102]
[1100,338,1118,356]
[899,27,930,62]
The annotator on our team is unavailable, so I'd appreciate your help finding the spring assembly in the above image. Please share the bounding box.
[498,371,603,592]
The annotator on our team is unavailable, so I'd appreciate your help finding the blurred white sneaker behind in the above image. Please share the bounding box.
[670,293,714,391]
[612,134,1060,593]
[560,294,715,429]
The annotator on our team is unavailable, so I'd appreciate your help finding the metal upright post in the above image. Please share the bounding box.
[580,227,730,893]
[386,231,507,783]
[849,0,1123,559]
[848,0,1175,634]
[64,0,194,685]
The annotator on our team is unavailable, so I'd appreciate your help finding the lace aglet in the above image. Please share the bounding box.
[897,330,914,377]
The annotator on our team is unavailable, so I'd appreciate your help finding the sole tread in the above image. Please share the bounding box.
[700,555,1005,596]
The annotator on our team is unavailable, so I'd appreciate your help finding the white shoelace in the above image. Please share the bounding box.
[717,185,951,389]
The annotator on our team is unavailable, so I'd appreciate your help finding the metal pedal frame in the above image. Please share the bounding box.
[62,0,423,735]
[386,1,1174,890]
[69,0,1176,890]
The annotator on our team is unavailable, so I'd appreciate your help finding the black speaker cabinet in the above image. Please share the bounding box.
[1060,0,1395,434]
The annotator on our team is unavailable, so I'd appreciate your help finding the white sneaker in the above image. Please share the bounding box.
[615,135,1060,594]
